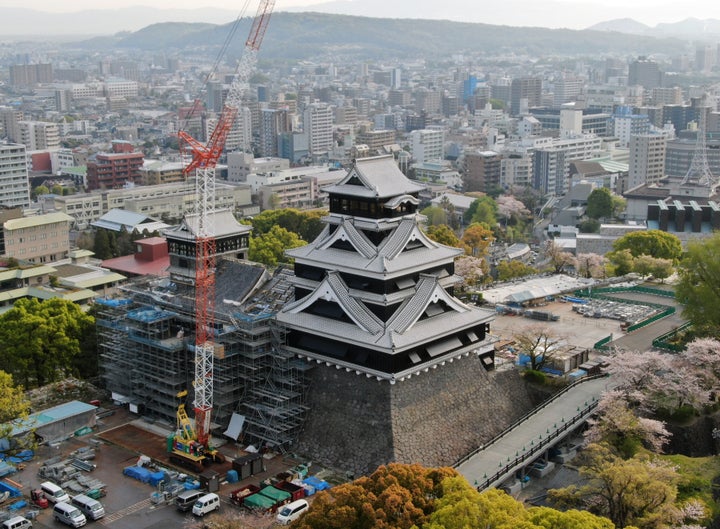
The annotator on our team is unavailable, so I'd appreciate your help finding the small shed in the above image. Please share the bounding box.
[5,400,97,447]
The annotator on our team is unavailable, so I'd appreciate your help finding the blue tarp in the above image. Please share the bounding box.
[0,461,16,477]
[123,466,153,483]
[0,481,21,497]
[303,476,330,491]
[148,471,166,487]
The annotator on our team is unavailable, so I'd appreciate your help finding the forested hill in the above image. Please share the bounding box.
[75,12,685,60]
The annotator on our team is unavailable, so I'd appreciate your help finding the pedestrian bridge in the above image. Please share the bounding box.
[455,375,611,491]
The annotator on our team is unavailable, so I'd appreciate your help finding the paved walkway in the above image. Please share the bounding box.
[456,376,612,489]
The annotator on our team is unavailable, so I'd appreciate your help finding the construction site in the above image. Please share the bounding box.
[96,261,312,454]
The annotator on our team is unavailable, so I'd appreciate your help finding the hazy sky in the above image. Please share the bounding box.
[0,0,715,29]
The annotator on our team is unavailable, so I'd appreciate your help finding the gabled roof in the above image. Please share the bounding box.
[322,156,426,199]
[277,272,492,352]
[287,217,462,275]
[92,208,170,233]
[164,209,251,241]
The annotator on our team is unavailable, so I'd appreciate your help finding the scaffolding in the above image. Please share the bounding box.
[96,264,311,451]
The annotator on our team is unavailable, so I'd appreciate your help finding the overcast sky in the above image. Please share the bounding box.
[1,0,715,29]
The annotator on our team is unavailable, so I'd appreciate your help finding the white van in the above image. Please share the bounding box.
[52,502,87,528]
[276,499,309,525]
[192,492,220,516]
[1,516,32,529]
[40,481,70,504]
[71,494,105,520]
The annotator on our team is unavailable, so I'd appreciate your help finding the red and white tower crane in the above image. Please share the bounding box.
[178,0,275,449]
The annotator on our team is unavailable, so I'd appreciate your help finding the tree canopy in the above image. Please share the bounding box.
[461,223,495,257]
[249,208,326,242]
[464,196,498,227]
[585,187,613,219]
[676,232,720,335]
[611,230,682,261]
[513,326,571,372]
[248,225,306,267]
[424,224,462,248]
[0,298,96,388]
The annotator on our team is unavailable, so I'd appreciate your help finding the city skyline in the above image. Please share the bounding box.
[1,0,717,31]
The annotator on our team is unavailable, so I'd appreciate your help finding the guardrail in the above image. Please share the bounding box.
[454,374,608,469]
[652,322,693,352]
[593,334,613,351]
[473,398,599,491]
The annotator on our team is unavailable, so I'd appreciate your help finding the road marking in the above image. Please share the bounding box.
[99,497,154,525]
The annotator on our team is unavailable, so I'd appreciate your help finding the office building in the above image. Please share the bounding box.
[628,56,662,89]
[86,143,145,191]
[259,108,292,158]
[510,77,542,116]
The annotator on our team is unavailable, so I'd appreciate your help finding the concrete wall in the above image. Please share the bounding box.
[296,356,541,476]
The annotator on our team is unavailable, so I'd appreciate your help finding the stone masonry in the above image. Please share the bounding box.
[295,356,541,477]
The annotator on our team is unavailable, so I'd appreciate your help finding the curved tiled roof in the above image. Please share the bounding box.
[316,219,377,259]
[283,271,383,335]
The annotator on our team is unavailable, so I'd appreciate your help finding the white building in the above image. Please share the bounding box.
[629,133,667,189]
[409,128,444,164]
[18,121,60,150]
[104,79,139,98]
[0,143,30,208]
[303,103,334,154]
[227,153,289,183]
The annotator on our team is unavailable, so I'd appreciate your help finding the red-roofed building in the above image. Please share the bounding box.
[101,237,169,277]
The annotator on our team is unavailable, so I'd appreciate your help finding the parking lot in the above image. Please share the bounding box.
[4,407,309,529]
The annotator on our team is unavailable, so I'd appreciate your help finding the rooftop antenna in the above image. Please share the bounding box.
[681,93,714,187]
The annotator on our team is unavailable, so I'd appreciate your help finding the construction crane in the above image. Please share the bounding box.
[174,0,275,461]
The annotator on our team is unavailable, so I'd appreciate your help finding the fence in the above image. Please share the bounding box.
[652,322,693,352]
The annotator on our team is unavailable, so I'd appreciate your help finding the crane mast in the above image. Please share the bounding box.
[178,0,275,449]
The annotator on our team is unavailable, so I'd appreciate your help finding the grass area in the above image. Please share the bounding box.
[661,453,720,517]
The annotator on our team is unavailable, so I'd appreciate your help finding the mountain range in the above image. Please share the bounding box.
[1,3,720,40]
[57,12,689,61]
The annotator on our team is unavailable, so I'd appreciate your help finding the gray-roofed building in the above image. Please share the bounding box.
[277,155,520,475]
[91,209,170,234]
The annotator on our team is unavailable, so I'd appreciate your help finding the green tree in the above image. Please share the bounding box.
[249,225,305,267]
[611,195,627,218]
[549,444,680,529]
[676,232,720,334]
[93,229,111,259]
[250,209,326,241]
[51,184,64,195]
[612,230,682,261]
[579,218,600,233]
[496,260,536,281]
[425,224,461,247]
[607,249,635,277]
[32,184,50,198]
[464,196,498,227]
[0,371,30,424]
[0,298,96,388]
[586,187,613,219]
[421,206,448,227]
[461,223,495,257]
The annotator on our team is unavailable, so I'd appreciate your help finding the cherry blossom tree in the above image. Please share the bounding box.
[585,391,671,456]
[544,240,575,274]
[454,256,486,288]
[496,194,530,220]
[576,253,606,279]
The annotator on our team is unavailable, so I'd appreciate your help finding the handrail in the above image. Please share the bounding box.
[453,373,608,468]
[474,400,599,491]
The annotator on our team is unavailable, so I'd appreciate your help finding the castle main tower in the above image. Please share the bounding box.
[277,156,532,475]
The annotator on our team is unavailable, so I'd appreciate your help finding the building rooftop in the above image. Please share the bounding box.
[4,212,73,230]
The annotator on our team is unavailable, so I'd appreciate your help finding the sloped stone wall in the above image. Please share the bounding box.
[296,356,539,477]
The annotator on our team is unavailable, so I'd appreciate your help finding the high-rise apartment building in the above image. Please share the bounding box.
[409,128,444,164]
[510,77,542,116]
[0,108,23,143]
[259,108,292,157]
[612,107,651,148]
[9,63,52,87]
[0,144,30,208]
[18,121,61,151]
[303,103,333,154]
[629,133,667,189]
[463,151,502,193]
